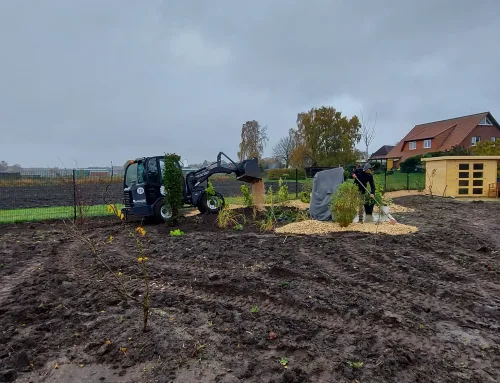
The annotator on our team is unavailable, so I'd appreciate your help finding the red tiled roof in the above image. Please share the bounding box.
[387,112,490,161]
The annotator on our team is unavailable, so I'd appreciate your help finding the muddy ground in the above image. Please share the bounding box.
[1,196,500,382]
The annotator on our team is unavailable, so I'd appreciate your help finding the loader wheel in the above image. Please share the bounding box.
[199,192,225,215]
[153,201,173,223]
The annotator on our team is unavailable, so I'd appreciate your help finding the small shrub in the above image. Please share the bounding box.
[216,204,245,229]
[302,178,313,193]
[276,178,289,203]
[241,184,253,207]
[234,223,244,231]
[299,191,310,203]
[295,210,310,222]
[260,187,277,231]
[251,305,259,313]
[347,361,364,369]
[170,229,184,236]
[205,181,216,197]
[330,182,360,227]
[267,168,306,180]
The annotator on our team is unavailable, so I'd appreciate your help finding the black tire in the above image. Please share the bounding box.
[198,192,225,215]
[153,201,173,223]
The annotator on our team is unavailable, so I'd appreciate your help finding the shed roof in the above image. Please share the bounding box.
[422,156,500,162]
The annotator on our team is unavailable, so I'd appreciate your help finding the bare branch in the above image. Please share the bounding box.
[360,110,377,160]
[272,129,296,168]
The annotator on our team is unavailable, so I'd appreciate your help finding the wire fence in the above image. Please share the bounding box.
[0,169,124,224]
[377,172,425,192]
[0,169,425,224]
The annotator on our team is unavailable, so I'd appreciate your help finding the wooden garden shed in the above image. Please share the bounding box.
[421,156,500,198]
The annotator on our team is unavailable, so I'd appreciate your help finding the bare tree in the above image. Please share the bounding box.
[0,161,8,172]
[272,129,296,168]
[360,110,377,160]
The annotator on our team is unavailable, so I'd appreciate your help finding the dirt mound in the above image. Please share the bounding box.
[275,219,418,235]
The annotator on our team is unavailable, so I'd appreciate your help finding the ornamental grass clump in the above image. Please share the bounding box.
[330,182,360,228]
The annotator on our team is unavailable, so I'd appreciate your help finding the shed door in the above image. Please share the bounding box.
[458,163,485,196]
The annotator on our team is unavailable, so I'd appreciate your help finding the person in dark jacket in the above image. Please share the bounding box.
[352,163,376,223]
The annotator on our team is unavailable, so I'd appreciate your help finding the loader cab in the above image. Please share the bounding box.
[122,156,185,220]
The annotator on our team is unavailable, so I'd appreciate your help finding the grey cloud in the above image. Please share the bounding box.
[1,0,499,167]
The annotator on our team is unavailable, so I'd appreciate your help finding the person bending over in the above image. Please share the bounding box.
[352,163,375,223]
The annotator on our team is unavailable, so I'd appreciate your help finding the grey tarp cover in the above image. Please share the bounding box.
[309,167,345,221]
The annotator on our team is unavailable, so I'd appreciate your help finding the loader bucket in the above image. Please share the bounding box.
[236,158,261,183]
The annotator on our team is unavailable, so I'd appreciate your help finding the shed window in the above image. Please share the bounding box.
[458,163,469,170]
[409,141,416,150]
[473,188,483,195]
[423,139,432,149]
[459,172,469,179]
[473,163,484,170]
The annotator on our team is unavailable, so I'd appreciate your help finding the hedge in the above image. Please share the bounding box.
[266,168,306,180]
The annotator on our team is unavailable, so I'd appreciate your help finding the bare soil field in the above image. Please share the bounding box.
[1,196,500,383]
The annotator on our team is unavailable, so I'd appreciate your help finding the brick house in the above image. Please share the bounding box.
[385,112,500,169]
[369,145,395,167]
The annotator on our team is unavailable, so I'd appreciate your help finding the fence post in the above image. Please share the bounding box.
[72,169,77,221]
[295,168,298,198]
[384,171,387,193]
[407,172,410,190]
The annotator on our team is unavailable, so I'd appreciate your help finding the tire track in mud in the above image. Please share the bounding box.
[297,244,500,330]
[312,240,500,296]
[0,259,42,306]
[152,281,454,356]
[152,253,500,332]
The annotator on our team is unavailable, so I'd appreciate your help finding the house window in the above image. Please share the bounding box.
[423,139,432,149]
[492,137,496,142]
[409,141,416,150]
[471,136,481,146]
[479,117,493,126]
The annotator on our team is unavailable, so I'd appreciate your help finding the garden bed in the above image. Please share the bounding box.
[1,196,500,382]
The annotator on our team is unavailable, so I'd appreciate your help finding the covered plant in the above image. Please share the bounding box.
[162,153,184,223]
[330,182,360,227]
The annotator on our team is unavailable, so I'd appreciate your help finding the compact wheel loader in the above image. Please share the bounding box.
[121,152,261,222]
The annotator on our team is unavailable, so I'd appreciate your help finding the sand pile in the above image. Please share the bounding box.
[275,220,418,235]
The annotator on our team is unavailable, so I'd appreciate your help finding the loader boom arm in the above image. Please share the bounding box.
[186,152,261,189]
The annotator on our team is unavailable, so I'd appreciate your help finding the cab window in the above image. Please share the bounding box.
[137,162,145,183]
[125,162,145,187]
[159,158,165,181]
[147,158,160,184]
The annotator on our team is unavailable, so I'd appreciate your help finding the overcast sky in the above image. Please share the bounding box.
[1,0,499,168]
